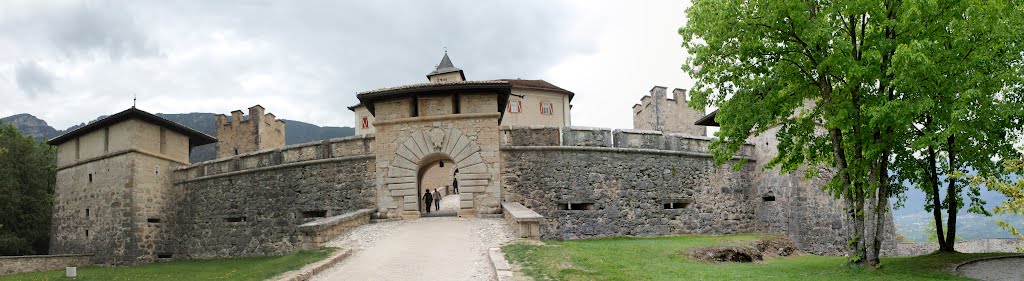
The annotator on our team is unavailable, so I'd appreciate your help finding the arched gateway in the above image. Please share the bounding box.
[357,81,510,219]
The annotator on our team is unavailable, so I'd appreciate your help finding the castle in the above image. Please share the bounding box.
[45,53,890,265]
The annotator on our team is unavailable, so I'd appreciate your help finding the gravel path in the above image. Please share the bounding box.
[957,256,1024,281]
[313,216,514,281]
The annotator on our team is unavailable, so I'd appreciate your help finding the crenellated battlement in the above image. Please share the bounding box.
[214,105,286,158]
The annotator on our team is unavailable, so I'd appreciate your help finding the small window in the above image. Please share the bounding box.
[361,117,369,129]
[508,100,522,113]
[85,208,90,218]
[88,173,92,183]
[234,148,239,155]
[762,195,776,202]
[148,218,161,223]
[540,102,554,115]
[558,203,595,211]
[663,202,691,209]
[157,253,173,259]
[225,216,246,223]
[299,210,327,219]
[85,229,89,237]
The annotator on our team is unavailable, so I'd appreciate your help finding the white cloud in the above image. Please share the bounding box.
[0,0,702,132]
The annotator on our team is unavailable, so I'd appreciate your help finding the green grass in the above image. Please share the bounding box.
[503,234,1011,281]
[0,247,336,281]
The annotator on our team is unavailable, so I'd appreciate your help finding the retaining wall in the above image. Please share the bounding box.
[0,254,93,276]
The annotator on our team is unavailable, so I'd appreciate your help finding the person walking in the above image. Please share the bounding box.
[452,171,459,194]
[433,188,441,211]
[423,189,433,213]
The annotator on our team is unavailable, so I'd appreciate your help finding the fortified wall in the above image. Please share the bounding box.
[498,126,887,255]
[169,135,375,259]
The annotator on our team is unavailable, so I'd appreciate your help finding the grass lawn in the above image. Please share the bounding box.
[503,234,1010,281]
[0,247,336,281]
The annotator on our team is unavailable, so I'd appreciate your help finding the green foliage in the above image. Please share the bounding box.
[0,247,336,281]
[0,123,56,255]
[503,235,1007,281]
[680,0,1024,262]
[970,158,1024,252]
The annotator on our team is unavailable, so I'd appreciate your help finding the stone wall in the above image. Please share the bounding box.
[170,135,376,259]
[0,254,93,276]
[501,127,756,240]
[890,238,1024,257]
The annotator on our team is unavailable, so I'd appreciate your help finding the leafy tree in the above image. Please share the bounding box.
[970,158,1024,252]
[887,0,1024,253]
[0,123,56,255]
[680,0,1024,266]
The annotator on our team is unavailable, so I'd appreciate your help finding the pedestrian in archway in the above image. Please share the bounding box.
[423,189,433,213]
[433,188,441,211]
[452,169,459,194]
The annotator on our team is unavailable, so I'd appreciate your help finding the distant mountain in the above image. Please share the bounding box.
[0,114,59,141]
[1,112,354,163]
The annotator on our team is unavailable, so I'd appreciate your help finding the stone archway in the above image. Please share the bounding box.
[384,126,490,219]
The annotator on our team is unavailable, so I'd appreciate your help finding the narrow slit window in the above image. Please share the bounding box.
[663,202,691,209]
[88,173,92,183]
[558,203,596,211]
[85,208,90,218]
[85,229,89,237]
[157,253,173,259]
[299,210,327,219]
[148,218,161,223]
[762,195,776,202]
[225,216,246,223]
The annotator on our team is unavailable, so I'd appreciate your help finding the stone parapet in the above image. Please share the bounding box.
[561,127,612,147]
[0,254,93,276]
[499,126,561,146]
[298,209,375,245]
[502,202,543,239]
[888,238,1024,257]
[175,134,375,182]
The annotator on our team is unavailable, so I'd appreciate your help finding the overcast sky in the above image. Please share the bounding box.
[1,1,697,130]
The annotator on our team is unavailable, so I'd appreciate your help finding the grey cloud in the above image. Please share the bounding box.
[51,3,157,60]
[14,61,55,97]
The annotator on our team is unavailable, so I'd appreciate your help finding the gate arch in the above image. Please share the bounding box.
[384,126,490,218]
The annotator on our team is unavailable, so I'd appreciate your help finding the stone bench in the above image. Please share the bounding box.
[298,209,375,245]
[502,202,543,239]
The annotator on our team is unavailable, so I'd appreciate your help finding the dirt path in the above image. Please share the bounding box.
[312,216,513,281]
[957,256,1024,281]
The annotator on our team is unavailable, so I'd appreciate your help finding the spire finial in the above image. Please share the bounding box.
[132,93,137,108]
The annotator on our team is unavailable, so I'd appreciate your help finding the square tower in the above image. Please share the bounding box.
[215,105,286,158]
[47,107,216,264]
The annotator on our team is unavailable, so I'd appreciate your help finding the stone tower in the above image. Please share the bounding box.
[426,52,465,83]
[46,107,216,264]
[215,105,286,157]
[632,86,705,136]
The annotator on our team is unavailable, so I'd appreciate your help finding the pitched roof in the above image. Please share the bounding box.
[47,107,217,148]
[427,53,465,79]
[499,79,575,100]
[356,80,512,122]
[694,109,719,126]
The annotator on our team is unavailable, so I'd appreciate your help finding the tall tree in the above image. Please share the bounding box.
[888,0,1024,252]
[680,0,1023,266]
[0,123,56,255]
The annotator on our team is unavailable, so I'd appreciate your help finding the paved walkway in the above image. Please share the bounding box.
[312,205,513,281]
[957,256,1024,281]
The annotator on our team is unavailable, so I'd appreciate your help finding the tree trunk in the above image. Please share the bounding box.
[869,143,891,266]
[944,135,958,251]
[927,143,951,251]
